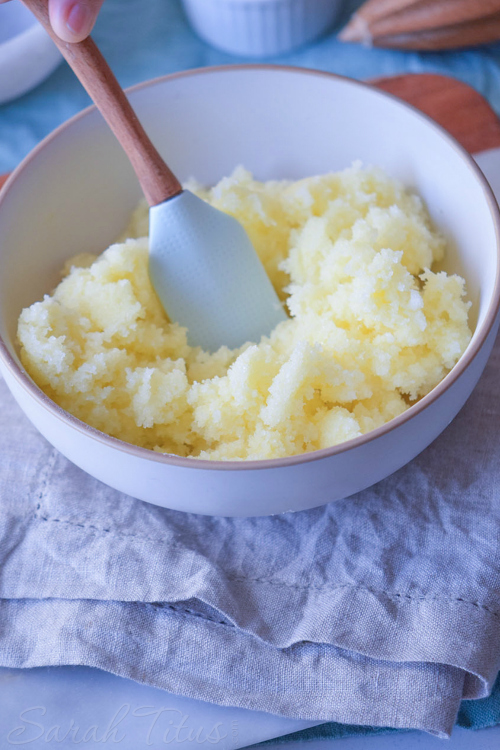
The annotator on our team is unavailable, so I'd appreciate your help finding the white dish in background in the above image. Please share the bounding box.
[0,3,61,105]
[180,0,342,56]
[0,66,499,517]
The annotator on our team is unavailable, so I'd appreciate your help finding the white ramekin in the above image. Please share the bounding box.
[180,0,343,57]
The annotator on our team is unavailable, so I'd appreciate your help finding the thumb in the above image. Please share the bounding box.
[48,0,106,42]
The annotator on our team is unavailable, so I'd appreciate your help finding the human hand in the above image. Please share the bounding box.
[0,0,105,42]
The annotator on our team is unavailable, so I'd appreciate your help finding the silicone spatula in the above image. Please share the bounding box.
[22,0,287,352]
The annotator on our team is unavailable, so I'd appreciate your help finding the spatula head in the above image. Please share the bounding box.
[149,190,287,351]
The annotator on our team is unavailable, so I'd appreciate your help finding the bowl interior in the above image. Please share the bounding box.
[0,4,37,44]
[0,67,498,373]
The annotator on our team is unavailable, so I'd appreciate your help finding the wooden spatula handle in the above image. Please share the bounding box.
[21,0,182,206]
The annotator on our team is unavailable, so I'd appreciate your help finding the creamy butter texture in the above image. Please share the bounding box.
[17,165,471,460]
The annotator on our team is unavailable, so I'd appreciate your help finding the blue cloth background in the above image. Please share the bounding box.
[3,0,500,173]
[1,0,500,740]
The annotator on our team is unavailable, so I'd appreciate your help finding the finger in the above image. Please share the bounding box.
[48,0,105,42]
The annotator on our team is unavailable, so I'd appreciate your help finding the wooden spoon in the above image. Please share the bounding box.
[19,0,287,352]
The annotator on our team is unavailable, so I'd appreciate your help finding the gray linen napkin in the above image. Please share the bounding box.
[1,332,500,739]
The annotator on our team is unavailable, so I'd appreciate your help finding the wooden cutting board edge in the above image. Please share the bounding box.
[1,73,500,190]
[371,73,500,153]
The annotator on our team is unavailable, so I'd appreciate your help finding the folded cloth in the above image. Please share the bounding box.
[0,325,499,739]
[265,673,500,744]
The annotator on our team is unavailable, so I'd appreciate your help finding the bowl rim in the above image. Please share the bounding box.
[1,64,499,472]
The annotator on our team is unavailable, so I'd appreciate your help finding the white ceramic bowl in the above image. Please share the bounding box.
[181,0,342,56]
[0,3,62,105]
[0,66,499,517]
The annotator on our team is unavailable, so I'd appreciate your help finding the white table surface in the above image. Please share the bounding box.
[1,665,500,749]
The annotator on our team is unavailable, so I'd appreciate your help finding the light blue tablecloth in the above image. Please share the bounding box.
[2,0,500,742]
[2,0,500,174]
